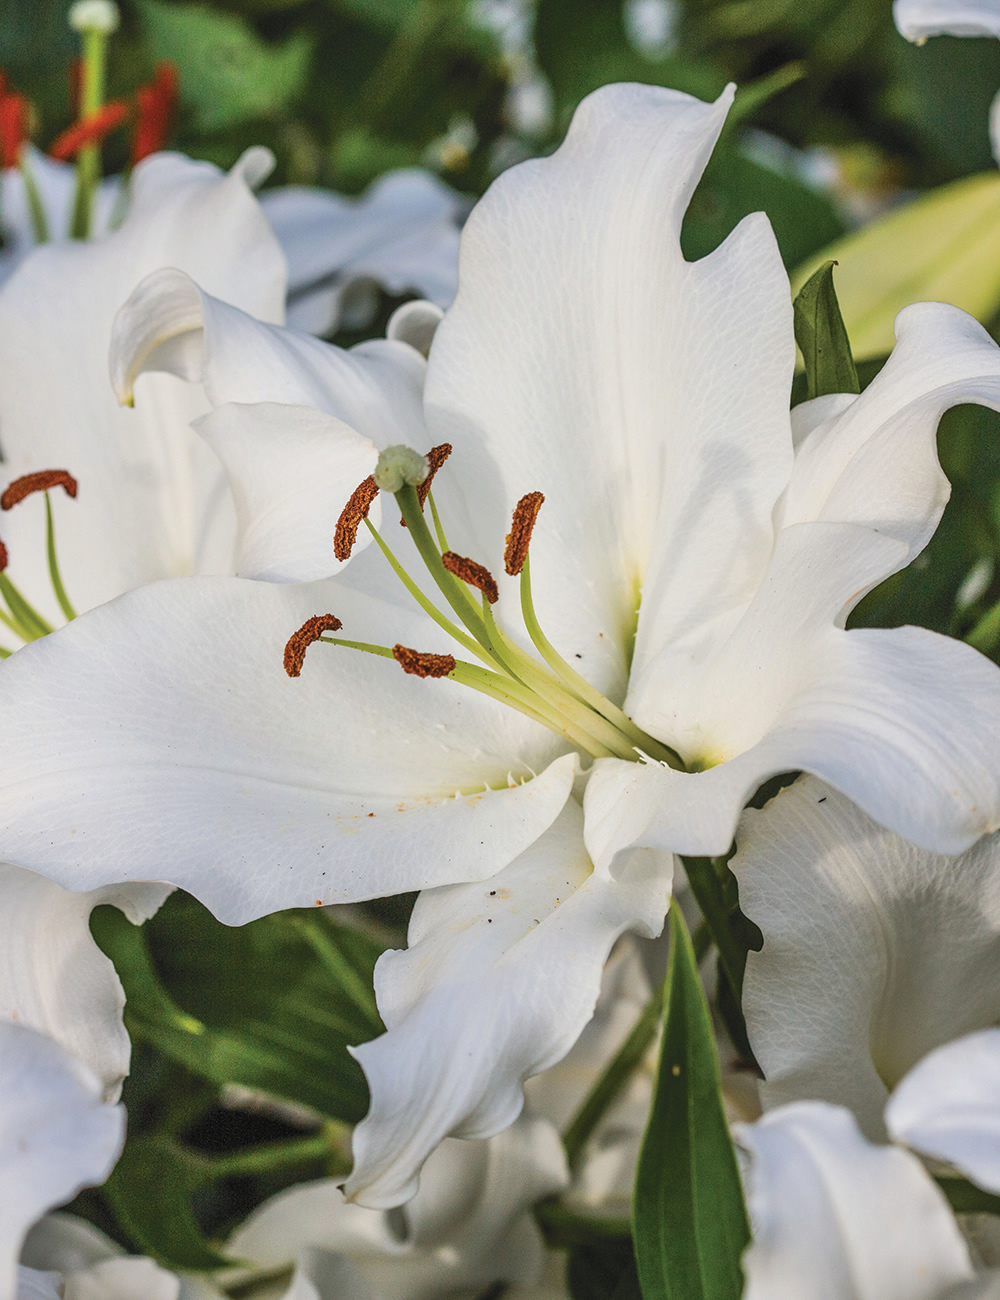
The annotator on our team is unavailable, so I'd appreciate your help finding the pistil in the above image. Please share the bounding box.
[284,446,684,769]
[67,0,120,240]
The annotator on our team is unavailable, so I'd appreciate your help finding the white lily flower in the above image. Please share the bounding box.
[894,0,1000,40]
[19,1213,223,1300]
[737,1030,1000,1299]
[0,144,285,631]
[3,82,1000,1206]
[0,1023,124,1300]
[260,170,463,338]
[224,1113,568,1299]
[735,776,1000,1139]
[0,151,120,283]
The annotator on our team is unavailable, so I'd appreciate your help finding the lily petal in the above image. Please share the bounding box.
[193,403,379,582]
[261,169,462,337]
[886,1030,1000,1192]
[589,524,1000,865]
[110,269,427,451]
[736,1101,973,1300]
[0,149,285,624]
[0,1024,123,1300]
[424,81,794,703]
[0,576,574,923]
[0,866,170,1100]
[228,1115,566,1299]
[893,0,1000,39]
[346,801,671,1207]
[734,778,1000,1139]
[778,303,1000,561]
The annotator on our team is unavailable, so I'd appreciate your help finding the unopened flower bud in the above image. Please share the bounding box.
[374,445,429,494]
[69,0,120,33]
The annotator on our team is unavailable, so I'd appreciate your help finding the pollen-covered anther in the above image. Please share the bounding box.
[1,470,79,511]
[0,538,8,572]
[416,442,453,509]
[504,491,545,576]
[334,475,379,562]
[442,551,499,604]
[392,644,456,678]
[284,614,343,678]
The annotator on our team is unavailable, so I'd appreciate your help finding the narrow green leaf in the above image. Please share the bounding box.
[633,906,749,1300]
[792,260,861,400]
[103,1135,231,1270]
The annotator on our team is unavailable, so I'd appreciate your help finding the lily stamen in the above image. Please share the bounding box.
[1,469,78,510]
[287,445,685,769]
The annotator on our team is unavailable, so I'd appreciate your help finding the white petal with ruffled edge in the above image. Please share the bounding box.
[886,1030,1000,1192]
[194,403,379,581]
[0,1024,123,1300]
[736,1101,974,1300]
[262,169,461,337]
[0,576,574,923]
[777,304,1000,561]
[0,149,285,628]
[733,778,1000,1139]
[229,1114,566,1300]
[111,269,427,453]
[894,0,1000,39]
[345,801,671,1207]
[0,866,170,1100]
[425,82,794,704]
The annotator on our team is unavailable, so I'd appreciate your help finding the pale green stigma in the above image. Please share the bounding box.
[374,446,429,493]
[68,0,120,32]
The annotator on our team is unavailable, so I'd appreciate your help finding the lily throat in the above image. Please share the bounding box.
[284,442,684,770]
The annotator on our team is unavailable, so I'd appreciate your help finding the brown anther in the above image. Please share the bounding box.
[442,551,499,604]
[416,443,453,509]
[334,476,379,562]
[392,644,456,678]
[1,470,78,511]
[504,492,544,576]
[0,538,7,572]
[284,614,343,678]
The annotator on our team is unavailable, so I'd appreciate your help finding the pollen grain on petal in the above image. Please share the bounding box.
[504,491,544,576]
[442,550,499,604]
[334,475,379,562]
[284,614,343,678]
[392,644,456,678]
[416,442,453,509]
[1,470,79,511]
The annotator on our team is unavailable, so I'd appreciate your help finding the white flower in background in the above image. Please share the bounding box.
[734,776,1000,1139]
[259,171,463,338]
[18,1213,217,1300]
[224,1113,567,1300]
[0,1023,124,1300]
[736,1030,1000,1300]
[894,0,1000,40]
[4,82,1000,1208]
[0,144,284,638]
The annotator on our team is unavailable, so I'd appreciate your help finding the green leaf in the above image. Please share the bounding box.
[103,1135,231,1270]
[792,261,860,400]
[137,0,313,132]
[790,173,1000,362]
[93,893,383,1123]
[633,906,749,1300]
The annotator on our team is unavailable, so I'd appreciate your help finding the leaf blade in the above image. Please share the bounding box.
[633,906,749,1300]
[792,260,860,400]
